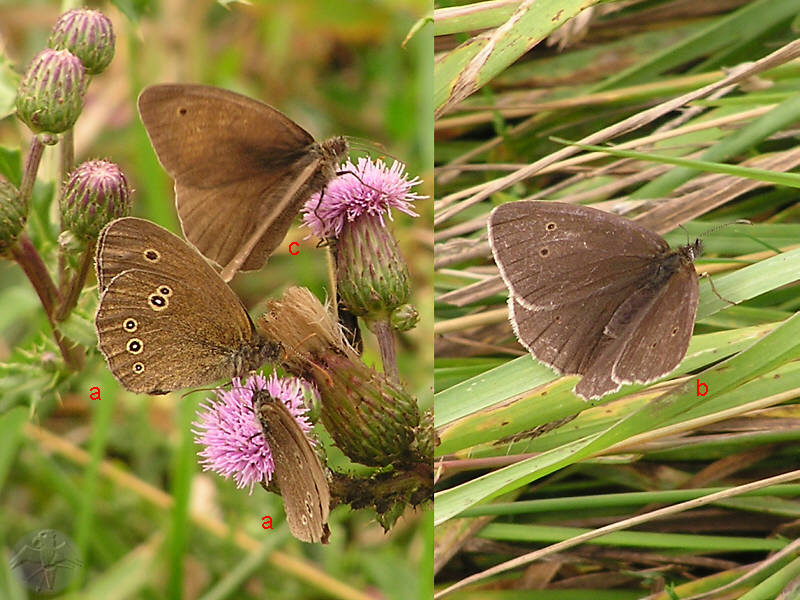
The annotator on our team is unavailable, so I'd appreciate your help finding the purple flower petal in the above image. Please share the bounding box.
[192,373,319,494]
[303,157,425,239]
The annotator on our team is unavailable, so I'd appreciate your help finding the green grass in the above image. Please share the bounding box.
[0,1,432,599]
[434,1,800,598]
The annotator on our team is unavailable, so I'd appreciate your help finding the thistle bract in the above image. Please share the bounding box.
[48,8,115,76]
[336,214,411,319]
[60,160,130,240]
[0,180,26,255]
[16,49,87,136]
[303,158,424,321]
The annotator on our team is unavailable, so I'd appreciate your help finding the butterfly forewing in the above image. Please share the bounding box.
[138,83,348,274]
[138,84,316,185]
[95,218,274,394]
[489,201,669,311]
[254,391,330,544]
[97,217,218,290]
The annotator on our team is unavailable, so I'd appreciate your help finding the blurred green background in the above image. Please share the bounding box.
[0,1,432,598]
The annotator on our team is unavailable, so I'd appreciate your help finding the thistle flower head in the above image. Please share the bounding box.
[302,157,422,239]
[192,373,317,494]
[48,8,115,75]
[16,48,86,136]
[60,159,131,240]
[258,287,421,467]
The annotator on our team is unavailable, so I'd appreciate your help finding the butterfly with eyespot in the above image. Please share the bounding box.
[95,217,280,395]
[138,83,348,282]
[252,388,331,544]
[489,201,701,400]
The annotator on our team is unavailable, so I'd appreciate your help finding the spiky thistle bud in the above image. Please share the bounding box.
[48,9,115,76]
[303,158,424,323]
[16,49,87,137]
[60,160,130,240]
[336,214,410,319]
[390,303,419,332]
[414,408,434,463]
[258,287,421,467]
[0,179,26,256]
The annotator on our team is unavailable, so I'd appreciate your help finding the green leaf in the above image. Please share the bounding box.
[0,146,21,187]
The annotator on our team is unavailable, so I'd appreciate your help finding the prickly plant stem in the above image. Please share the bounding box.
[16,136,59,315]
[19,135,45,205]
[57,128,74,293]
[56,239,95,322]
[61,128,74,177]
[370,317,399,384]
[326,245,339,323]
[15,134,83,369]
[10,235,83,370]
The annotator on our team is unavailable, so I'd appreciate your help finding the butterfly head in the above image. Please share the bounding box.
[680,238,703,263]
[320,136,349,165]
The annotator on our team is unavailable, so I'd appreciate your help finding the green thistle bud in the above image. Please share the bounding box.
[16,49,87,136]
[259,287,420,467]
[390,303,419,332]
[315,350,419,466]
[60,160,131,240]
[0,179,26,256]
[414,408,434,463]
[48,9,115,76]
[336,214,411,320]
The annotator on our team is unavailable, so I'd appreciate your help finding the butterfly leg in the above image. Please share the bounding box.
[701,272,736,305]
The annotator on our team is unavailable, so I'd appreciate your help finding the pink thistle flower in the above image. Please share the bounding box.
[302,157,424,239]
[192,373,318,494]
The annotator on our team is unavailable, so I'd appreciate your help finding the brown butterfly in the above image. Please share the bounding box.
[95,217,279,394]
[138,83,348,281]
[489,201,700,400]
[253,389,331,544]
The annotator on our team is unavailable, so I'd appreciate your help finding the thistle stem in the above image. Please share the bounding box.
[19,135,45,204]
[13,234,57,314]
[61,128,75,176]
[11,235,83,370]
[57,128,75,293]
[14,135,83,369]
[370,317,399,384]
[55,239,95,322]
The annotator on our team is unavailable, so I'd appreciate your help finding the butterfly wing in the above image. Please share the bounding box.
[138,84,316,187]
[257,395,330,544]
[97,217,221,290]
[95,218,269,394]
[509,294,630,399]
[612,261,699,385]
[490,201,697,400]
[138,84,338,272]
[488,201,669,311]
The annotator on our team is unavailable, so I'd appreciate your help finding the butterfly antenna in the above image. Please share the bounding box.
[345,136,392,159]
[678,223,691,245]
[699,219,752,239]
[278,332,334,385]
[302,353,334,388]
